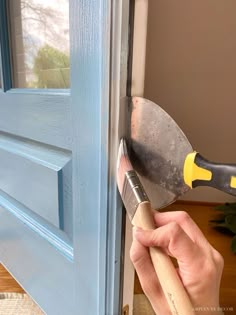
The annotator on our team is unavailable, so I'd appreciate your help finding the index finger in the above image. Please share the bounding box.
[154,210,209,248]
[134,222,204,268]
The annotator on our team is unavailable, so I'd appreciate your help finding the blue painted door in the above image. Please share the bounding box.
[0,0,130,314]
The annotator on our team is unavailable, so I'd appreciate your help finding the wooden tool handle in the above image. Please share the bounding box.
[132,201,194,315]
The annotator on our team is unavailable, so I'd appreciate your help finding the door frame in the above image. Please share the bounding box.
[106,0,133,312]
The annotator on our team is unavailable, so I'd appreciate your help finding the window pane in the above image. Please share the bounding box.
[8,0,70,89]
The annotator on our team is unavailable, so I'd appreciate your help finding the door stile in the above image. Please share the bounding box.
[0,0,12,91]
[70,0,113,314]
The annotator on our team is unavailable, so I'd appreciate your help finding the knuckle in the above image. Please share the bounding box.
[177,211,191,223]
[168,221,181,236]
[149,230,159,246]
[203,267,213,280]
[200,256,217,278]
[167,222,183,251]
[129,241,147,267]
[203,250,224,278]
[129,245,139,264]
[205,263,218,279]
[213,249,224,270]
[140,280,152,296]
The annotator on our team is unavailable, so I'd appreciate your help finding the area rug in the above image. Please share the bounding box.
[133,294,155,315]
[0,293,44,315]
[0,293,154,315]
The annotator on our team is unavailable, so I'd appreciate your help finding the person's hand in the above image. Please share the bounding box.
[130,211,224,315]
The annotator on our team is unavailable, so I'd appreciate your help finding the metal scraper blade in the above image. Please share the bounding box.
[130,97,193,209]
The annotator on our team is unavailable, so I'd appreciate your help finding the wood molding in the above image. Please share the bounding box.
[176,200,223,207]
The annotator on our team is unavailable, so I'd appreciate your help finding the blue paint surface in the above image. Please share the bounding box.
[0,132,72,228]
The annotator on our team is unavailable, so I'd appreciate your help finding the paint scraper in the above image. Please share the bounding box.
[130,97,236,209]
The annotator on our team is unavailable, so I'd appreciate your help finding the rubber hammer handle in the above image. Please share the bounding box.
[184,152,236,196]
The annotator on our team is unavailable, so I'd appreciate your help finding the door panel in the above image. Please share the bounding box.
[0,93,71,149]
[0,207,74,312]
[0,131,72,230]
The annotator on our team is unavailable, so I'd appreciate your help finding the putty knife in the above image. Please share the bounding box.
[130,97,236,209]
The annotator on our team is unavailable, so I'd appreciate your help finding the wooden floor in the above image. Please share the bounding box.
[134,202,236,314]
[0,202,236,314]
[0,264,24,293]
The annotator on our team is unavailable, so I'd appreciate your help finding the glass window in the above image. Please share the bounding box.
[8,0,70,89]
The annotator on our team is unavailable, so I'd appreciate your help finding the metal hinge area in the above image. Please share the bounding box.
[122,304,129,315]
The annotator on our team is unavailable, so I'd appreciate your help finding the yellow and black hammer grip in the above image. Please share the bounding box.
[184,152,236,196]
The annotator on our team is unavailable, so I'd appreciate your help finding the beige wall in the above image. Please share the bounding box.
[144,0,236,203]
